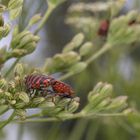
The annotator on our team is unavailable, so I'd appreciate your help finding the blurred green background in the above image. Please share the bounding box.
[1,0,140,140]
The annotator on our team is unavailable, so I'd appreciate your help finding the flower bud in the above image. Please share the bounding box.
[53,51,80,67]
[79,42,94,56]
[11,49,27,57]
[99,83,113,95]
[3,23,10,37]
[106,96,128,112]
[63,33,84,53]
[17,34,39,49]
[88,82,104,100]
[18,92,29,104]
[0,23,11,39]
[39,101,55,108]
[57,98,71,108]
[0,78,7,90]
[87,83,113,111]
[23,42,36,54]
[15,109,26,120]
[8,0,23,10]
[8,81,16,93]
[31,97,45,107]
[67,100,79,113]
[28,13,42,27]
[92,98,111,112]
[14,63,24,76]
[68,62,87,74]
[126,11,138,23]
[15,102,26,109]
[123,108,133,115]
[11,31,31,48]
[10,100,16,105]
[44,51,80,73]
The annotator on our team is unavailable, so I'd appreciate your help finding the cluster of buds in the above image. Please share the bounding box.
[8,0,24,20]
[108,11,140,46]
[40,96,80,116]
[0,63,80,120]
[66,1,126,39]
[81,82,129,114]
[9,31,40,57]
[44,33,94,74]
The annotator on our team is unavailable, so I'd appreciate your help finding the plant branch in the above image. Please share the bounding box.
[17,112,124,123]
[0,110,16,129]
[85,43,112,65]
[34,1,55,35]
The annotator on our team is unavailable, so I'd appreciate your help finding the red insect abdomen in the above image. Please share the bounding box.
[51,80,74,98]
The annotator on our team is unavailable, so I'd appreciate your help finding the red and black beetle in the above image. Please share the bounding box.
[25,74,74,98]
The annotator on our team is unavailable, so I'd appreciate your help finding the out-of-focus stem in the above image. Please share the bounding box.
[0,110,16,129]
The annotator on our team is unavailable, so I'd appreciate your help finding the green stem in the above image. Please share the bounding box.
[34,2,55,35]
[4,58,20,78]
[85,43,112,65]
[59,72,74,81]
[17,112,124,123]
[0,110,16,129]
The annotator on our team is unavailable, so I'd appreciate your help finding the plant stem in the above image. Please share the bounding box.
[17,124,24,140]
[34,1,55,35]
[17,112,124,123]
[4,58,20,78]
[0,110,16,129]
[59,72,74,81]
[85,43,112,65]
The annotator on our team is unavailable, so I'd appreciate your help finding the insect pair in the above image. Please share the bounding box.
[25,74,75,99]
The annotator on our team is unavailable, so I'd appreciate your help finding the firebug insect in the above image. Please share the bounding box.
[25,74,74,98]
[98,19,110,37]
